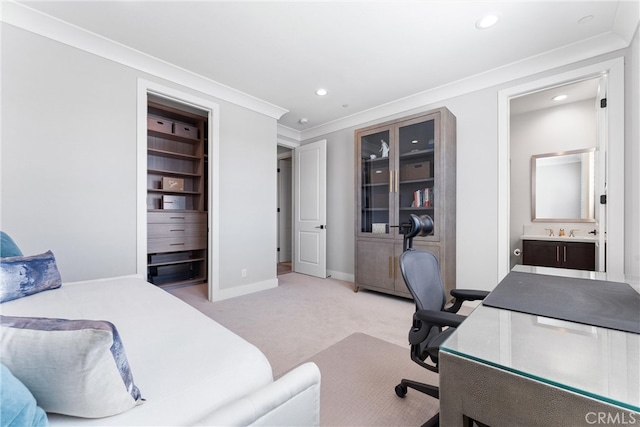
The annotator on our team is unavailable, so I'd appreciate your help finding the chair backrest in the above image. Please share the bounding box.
[398,249,446,312]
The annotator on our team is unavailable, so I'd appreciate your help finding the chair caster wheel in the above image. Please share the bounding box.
[395,384,407,398]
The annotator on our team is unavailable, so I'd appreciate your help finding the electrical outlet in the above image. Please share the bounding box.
[241,268,247,278]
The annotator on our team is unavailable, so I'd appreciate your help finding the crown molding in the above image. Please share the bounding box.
[1,1,288,120]
[299,31,629,141]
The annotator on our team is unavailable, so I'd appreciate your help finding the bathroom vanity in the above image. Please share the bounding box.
[521,237,596,271]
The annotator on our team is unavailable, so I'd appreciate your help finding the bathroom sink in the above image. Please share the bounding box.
[520,234,598,242]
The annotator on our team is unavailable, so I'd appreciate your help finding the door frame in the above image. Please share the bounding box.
[137,79,220,300]
[277,138,300,271]
[497,57,625,280]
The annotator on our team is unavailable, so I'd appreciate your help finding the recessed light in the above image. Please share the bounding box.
[476,14,498,29]
[552,95,568,102]
[315,88,328,96]
[411,140,419,144]
[578,15,594,25]
[299,118,308,124]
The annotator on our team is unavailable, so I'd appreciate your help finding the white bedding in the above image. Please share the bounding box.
[1,276,274,426]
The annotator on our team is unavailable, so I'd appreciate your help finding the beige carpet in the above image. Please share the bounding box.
[296,332,439,427]
[169,273,470,426]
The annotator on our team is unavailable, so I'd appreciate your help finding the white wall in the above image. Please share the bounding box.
[1,23,279,292]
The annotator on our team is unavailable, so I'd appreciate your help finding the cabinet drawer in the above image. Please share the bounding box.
[148,211,206,224]
[148,223,205,238]
[148,235,206,253]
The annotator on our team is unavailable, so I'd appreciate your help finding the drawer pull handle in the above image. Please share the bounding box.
[170,216,185,220]
[170,243,185,246]
[170,229,185,232]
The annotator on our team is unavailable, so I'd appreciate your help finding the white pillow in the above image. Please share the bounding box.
[0,315,143,418]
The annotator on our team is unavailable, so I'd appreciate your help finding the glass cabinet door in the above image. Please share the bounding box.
[396,115,438,239]
[358,128,392,236]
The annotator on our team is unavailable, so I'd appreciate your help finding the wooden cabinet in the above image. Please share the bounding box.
[522,239,595,271]
[354,108,456,298]
[147,101,208,288]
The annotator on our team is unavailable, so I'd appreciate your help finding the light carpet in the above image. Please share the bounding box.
[297,332,439,426]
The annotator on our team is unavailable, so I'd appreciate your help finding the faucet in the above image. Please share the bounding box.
[569,229,579,237]
[558,228,565,237]
[545,228,555,237]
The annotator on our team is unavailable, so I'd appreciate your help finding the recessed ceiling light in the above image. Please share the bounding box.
[578,15,594,25]
[552,95,568,102]
[476,14,498,29]
[298,118,308,124]
[411,140,419,144]
[315,88,328,96]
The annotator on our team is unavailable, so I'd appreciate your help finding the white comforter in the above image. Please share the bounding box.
[1,276,319,426]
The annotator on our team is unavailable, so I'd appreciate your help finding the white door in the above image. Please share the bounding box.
[293,139,327,278]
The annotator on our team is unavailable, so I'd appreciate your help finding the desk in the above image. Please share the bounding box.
[440,267,640,427]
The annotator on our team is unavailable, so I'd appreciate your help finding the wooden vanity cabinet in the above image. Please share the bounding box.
[522,239,595,271]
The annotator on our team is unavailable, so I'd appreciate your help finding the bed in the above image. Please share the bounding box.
[0,241,320,426]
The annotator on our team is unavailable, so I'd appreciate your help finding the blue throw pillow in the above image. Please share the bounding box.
[0,251,62,303]
[0,232,23,258]
[0,363,48,427]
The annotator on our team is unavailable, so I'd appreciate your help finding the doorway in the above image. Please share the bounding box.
[277,149,293,275]
[497,58,625,280]
[509,77,603,270]
[137,79,220,301]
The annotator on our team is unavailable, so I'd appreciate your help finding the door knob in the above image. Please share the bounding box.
[315,225,326,229]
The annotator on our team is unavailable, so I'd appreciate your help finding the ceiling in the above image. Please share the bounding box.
[14,1,639,133]
[510,77,601,115]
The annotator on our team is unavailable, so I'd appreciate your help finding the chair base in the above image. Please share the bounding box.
[396,379,440,426]
[395,378,439,399]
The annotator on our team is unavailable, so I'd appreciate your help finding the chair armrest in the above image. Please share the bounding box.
[450,289,490,301]
[415,310,465,328]
[446,289,490,314]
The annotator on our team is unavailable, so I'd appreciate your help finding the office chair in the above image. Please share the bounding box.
[395,215,489,427]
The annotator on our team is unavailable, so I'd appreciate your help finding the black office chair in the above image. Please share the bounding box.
[395,214,489,427]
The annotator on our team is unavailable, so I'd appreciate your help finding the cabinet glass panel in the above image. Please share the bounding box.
[360,130,390,234]
[397,119,435,237]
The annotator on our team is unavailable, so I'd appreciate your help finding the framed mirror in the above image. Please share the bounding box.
[531,148,595,222]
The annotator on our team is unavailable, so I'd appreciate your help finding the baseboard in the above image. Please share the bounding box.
[327,270,354,283]
[209,278,278,302]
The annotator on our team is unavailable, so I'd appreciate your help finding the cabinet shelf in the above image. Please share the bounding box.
[147,257,206,268]
[399,148,434,158]
[148,129,199,144]
[147,209,203,213]
[399,178,435,185]
[147,188,201,196]
[148,148,200,161]
[399,207,435,211]
[147,168,200,178]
